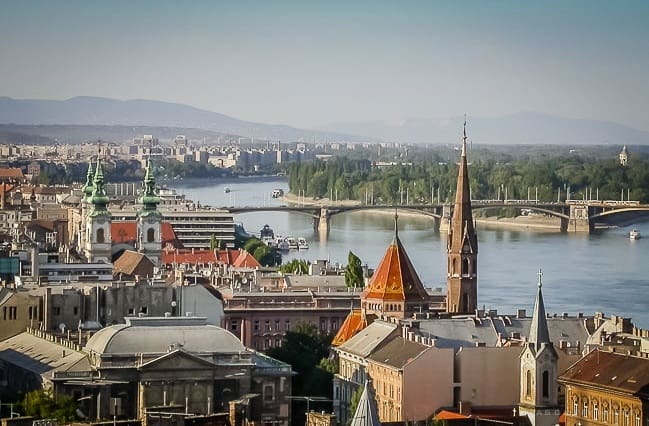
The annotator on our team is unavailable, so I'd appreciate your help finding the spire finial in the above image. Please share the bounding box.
[394,208,399,238]
[461,114,467,157]
[537,269,543,288]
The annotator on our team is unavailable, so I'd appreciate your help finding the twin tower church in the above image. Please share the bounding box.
[79,156,162,265]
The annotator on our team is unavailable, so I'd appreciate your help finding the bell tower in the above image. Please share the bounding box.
[84,158,112,263]
[137,155,162,265]
[446,120,478,314]
[519,270,559,426]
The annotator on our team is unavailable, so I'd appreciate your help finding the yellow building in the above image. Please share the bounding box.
[0,287,41,341]
[559,349,649,426]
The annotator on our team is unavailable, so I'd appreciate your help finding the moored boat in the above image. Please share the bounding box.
[298,237,309,250]
[630,229,641,240]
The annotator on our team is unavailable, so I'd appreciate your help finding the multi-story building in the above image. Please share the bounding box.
[559,349,649,426]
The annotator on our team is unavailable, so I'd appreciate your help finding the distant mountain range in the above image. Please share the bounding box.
[0,96,361,143]
[1,96,647,145]
[321,113,649,145]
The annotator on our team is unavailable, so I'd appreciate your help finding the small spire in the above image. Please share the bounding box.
[394,208,399,239]
[537,269,543,288]
[461,114,467,157]
[529,268,551,347]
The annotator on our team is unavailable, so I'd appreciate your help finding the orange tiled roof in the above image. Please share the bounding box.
[111,221,178,245]
[361,236,429,302]
[0,168,24,178]
[434,410,469,420]
[332,309,367,346]
[160,249,218,265]
[232,249,261,268]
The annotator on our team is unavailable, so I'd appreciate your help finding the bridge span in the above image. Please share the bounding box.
[224,200,649,235]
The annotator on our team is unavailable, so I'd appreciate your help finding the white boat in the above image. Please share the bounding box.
[260,224,275,246]
[271,189,284,198]
[275,237,290,251]
[630,229,641,240]
[285,236,298,250]
[298,237,309,250]
[224,187,231,193]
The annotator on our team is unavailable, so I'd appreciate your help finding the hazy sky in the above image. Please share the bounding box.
[1,1,648,130]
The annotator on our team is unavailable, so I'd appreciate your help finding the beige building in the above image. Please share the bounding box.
[559,349,649,426]
[0,287,42,340]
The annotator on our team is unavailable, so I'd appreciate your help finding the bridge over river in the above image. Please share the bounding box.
[224,199,649,234]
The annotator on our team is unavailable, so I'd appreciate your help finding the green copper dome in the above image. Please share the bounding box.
[138,157,161,217]
[89,159,110,216]
[81,161,95,202]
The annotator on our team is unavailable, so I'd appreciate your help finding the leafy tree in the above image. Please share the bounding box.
[266,322,334,425]
[347,385,364,424]
[20,390,76,422]
[345,251,364,288]
[279,259,309,274]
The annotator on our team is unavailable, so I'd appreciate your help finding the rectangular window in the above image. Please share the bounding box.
[128,308,134,315]
[231,320,238,332]
[140,306,148,314]
[73,306,79,315]
[274,320,280,331]
[285,320,290,331]
[3,306,7,320]
[254,320,259,331]
[9,306,17,320]
[53,307,61,316]
[264,384,275,402]
[265,320,271,331]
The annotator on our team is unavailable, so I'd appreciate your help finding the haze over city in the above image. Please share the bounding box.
[1,0,648,133]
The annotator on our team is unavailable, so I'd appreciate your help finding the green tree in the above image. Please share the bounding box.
[347,385,364,424]
[266,323,334,425]
[279,259,309,274]
[20,390,76,423]
[345,251,364,288]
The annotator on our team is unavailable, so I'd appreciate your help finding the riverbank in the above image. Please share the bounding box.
[281,193,560,230]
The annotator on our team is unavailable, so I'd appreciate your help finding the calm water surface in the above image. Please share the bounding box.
[170,177,649,328]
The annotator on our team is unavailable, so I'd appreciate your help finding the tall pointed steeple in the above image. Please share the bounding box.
[519,270,559,426]
[138,155,161,214]
[446,119,478,314]
[350,381,381,426]
[84,156,112,263]
[528,269,551,349]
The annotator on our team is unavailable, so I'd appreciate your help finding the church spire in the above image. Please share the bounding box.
[446,118,478,314]
[350,381,381,426]
[81,160,95,203]
[139,154,160,214]
[529,269,551,348]
[89,158,109,215]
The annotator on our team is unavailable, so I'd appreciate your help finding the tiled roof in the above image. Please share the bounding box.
[367,335,428,369]
[161,249,218,265]
[233,249,261,268]
[435,410,470,420]
[113,250,153,275]
[336,320,397,356]
[362,236,429,302]
[111,221,177,245]
[0,168,24,178]
[559,349,649,397]
[332,309,368,346]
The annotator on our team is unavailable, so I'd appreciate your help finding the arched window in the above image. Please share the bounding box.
[96,228,105,243]
[462,258,469,275]
[147,228,155,242]
[583,399,589,417]
[525,370,532,398]
[593,400,599,420]
[542,371,549,398]
[453,258,457,274]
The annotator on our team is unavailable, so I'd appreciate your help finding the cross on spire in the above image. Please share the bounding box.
[394,209,399,239]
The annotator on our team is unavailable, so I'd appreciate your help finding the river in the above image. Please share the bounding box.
[169,176,649,329]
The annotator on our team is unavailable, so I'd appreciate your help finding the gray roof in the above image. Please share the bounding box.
[367,335,428,369]
[0,332,87,376]
[350,380,381,426]
[417,314,589,351]
[85,316,245,356]
[337,321,398,357]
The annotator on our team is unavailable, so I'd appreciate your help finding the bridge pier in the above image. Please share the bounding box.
[315,207,330,235]
[567,204,591,233]
[438,204,452,234]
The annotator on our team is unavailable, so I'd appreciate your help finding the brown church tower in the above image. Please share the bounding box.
[446,121,478,314]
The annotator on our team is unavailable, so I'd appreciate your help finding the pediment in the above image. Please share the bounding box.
[138,349,217,371]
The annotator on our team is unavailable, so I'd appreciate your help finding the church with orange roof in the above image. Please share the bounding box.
[332,214,432,346]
